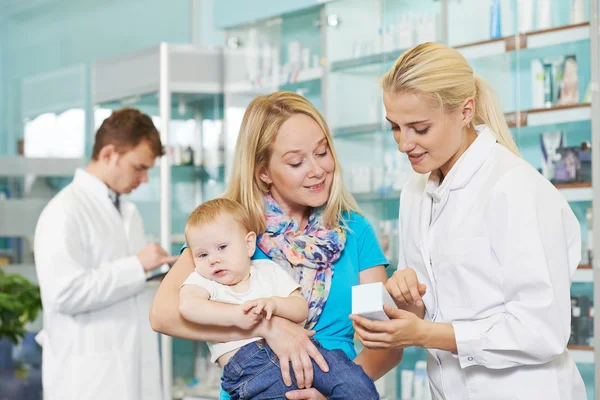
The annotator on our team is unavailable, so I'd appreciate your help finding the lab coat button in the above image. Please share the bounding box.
[468,357,474,361]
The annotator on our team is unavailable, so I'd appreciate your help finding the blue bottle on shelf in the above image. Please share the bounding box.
[490,0,502,39]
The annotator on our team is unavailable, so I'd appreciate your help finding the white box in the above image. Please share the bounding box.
[352,282,397,321]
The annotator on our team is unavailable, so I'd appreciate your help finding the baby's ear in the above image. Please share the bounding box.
[245,231,257,257]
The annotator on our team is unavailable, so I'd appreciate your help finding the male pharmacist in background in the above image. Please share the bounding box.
[34,108,177,400]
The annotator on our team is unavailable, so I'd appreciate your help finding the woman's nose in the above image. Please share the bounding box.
[308,158,325,177]
[398,132,414,154]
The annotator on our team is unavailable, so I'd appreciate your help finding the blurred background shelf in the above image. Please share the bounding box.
[556,182,593,202]
[574,264,594,283]
[0,157,85,177]
[330,48,406,73]
[456,22,590,59]
[505,104,591,128]
[569,346,595,364]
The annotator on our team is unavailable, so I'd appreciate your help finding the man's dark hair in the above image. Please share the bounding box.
[92,107,165,160]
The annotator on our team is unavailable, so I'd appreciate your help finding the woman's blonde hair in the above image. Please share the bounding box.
[381,42,520,156]
[223,91,360,233]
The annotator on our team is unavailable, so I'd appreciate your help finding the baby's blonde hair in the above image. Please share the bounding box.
[185,198,253,245]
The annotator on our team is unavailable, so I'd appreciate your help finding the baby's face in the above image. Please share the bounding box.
[187,213,255,286]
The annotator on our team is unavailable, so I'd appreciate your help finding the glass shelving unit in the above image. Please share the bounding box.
[92,43,225,400]
[0,64,91,397]
[0,63,89,271]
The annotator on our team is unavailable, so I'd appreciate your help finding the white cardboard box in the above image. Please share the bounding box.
[351,282,397,321]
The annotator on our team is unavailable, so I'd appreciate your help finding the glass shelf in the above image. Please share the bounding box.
[329,48,407,73]
[456,23,590,59]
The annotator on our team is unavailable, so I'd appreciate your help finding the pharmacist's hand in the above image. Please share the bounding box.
[386,268,426,310]
[137,243,179,272]
[242,297,278,320]
[351,304,424,350]
[286,388,327,400]
[235,304,264,330]
[261,317,329,389]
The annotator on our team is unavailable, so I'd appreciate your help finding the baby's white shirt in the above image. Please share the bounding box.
[182,259,300,363]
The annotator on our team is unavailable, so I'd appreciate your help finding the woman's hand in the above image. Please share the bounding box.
[285,388,327,400]
[259,317,329,389]
[351,304,427,350]
[385,268,427,318]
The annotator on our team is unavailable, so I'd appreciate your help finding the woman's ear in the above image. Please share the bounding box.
[245,231,257,257]
[462,98,475,127]
[258,167,272,186]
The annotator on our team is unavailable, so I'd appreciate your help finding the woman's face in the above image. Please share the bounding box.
[260,113,335,219]
[383,91,475,176]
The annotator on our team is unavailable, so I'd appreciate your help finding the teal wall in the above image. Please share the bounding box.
[0,0,223,157]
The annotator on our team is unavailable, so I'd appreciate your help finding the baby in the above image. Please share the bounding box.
[179,198,379,400]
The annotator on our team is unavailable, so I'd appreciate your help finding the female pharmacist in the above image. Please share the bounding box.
[351,42,587,400]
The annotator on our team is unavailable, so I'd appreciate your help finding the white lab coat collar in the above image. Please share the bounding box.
[425,124,497,204]
[73,168,113,199]
[73,168,128,219]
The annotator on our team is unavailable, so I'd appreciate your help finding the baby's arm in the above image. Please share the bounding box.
[243,289,308,324]
[179,285,261,330]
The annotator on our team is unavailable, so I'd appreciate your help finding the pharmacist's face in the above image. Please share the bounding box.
[384,91,470,175]
[106,140,155,194]
[260,113,335,215]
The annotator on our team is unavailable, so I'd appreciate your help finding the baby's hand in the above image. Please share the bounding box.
[242,298,278,320]
[235,304,264,330]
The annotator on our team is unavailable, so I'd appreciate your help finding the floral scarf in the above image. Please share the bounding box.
[257,193,346,329]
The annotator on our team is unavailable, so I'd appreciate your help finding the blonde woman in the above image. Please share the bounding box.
[150,92,402,400]
[351,42,586,399]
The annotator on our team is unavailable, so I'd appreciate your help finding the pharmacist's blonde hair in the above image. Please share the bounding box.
[381,42,520,156]
[223,91,360,233]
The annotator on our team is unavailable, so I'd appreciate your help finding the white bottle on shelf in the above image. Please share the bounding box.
[415,14,427,44]
[382,25,394,53]
[413,360,429,400]
[401,369,414,400]
[571,0,586,24]
[261,43,272,78]
[519,0,535,32]
[425,13,437,43]
[537,0,552,30]
[246,28,260,82]
[501,0,514,36]
[395,16,414,50]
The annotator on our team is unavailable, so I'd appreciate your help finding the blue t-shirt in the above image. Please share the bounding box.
[185,212,388,400]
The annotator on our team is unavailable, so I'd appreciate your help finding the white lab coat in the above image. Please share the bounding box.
[397,125,586,400]
[34,169,162,400]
